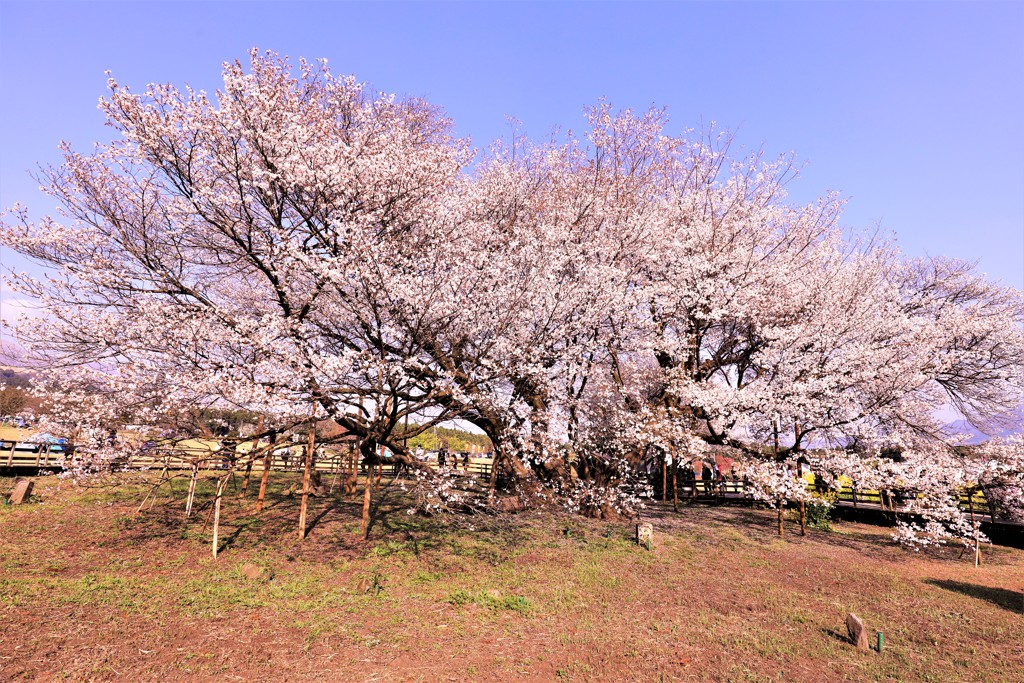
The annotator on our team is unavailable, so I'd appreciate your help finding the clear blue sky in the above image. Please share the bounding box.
[1,1,1022,293]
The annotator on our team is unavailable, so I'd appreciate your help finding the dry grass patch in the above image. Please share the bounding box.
[1,473,1022,681]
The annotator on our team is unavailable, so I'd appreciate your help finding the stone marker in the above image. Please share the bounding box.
[846,612,869,650]
[636,522,653,550]
[9,479,33,505]
[309,470,328,497]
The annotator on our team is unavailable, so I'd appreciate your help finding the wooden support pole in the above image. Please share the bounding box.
[299,408,316,540]
[239,459,254,498]
[662,453,668,503]
[329,452,343,494]
[360,459,372,540]
[212,473,228,559]
[777,498,784,537]
[240,415,264,498]
[488,450,500,501]
[137,463,169,514]
[185,463,199,518]
[255,432,277,513]
[671,446,679,513]
[347,449,357,495]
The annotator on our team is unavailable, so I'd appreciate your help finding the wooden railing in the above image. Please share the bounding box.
[670,479,1007,524]
[0,441,68,469]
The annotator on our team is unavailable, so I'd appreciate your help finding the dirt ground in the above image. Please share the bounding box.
[2,473,1022,682]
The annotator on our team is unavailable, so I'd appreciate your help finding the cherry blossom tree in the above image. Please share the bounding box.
[3,50,1023,537]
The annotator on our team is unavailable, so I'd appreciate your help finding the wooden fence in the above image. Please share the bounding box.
[1,440,1011,526]
[0,440,495,478]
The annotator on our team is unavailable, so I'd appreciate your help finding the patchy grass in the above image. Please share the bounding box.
[1,473,1022,681]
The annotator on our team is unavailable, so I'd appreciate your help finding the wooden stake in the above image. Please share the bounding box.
[299,407,316,540]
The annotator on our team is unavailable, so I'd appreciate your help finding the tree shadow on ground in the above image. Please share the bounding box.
[925,579,1024,614]
[644,500,916,561]
[302,501,336,537]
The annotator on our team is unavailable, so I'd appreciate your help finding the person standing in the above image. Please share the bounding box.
[701,462,713,496]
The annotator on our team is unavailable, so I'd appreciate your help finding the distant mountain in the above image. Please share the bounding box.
[0,367,33,389]
[945,408,1024,444]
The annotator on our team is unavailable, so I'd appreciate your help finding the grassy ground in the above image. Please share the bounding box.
[1,472,1022,682]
